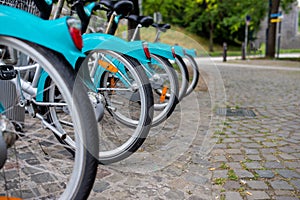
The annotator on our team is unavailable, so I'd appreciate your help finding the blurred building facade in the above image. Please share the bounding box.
[255,2,299,49]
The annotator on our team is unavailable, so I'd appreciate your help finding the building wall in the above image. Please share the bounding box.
[255,3,299,49]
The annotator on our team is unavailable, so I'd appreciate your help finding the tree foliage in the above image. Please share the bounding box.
[143,0,297,52]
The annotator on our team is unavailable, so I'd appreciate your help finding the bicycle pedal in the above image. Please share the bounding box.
[0,65,17,80]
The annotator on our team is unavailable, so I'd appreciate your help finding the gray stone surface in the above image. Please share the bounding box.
[2,58,300,199]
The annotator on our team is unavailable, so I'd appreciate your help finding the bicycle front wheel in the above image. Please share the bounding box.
[0,36,99,199]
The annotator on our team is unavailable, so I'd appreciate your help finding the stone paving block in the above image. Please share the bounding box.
[262,154,278,161]
[276,169,300,178]
[244,149,260,155]
[246,191,270,200]
[277,141,288,146]
[164,189,185,199]
[93,181,110,193]
[225,191,243,200]
[211,149,226,155]
[229,143,242,148]
[283,161,300,169]
[234,169,254,178]
[243,143,262,148]
[229,154,245,162]
[269,180,294,190]
[290,179,300,190]
[284,138,299,144]
[275,196,299,200]
[223,138,236,143]
[226,149,242,154]
[223,180,241,190]
[11,188,41,199]
[262,142,278,147]
[246,180,268,190]
[214,144,227,149]
[227,162,243,169]
[278,153,297,160]
[255,170,275,178]
[247,155,262,161]
[213,155,228,162]
[264,161,285,169]
[240,138,254,143]
[274,190,296,196]
[244,162,263,169]
[213,170,228,178]
[184,173,209,185]
[31,173,55,183]
[260,148,276,154]
[292,152,300,158]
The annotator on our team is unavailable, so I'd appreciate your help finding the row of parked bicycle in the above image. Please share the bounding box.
[0,0,200,199]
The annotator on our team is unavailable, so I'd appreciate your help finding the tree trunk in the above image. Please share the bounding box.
[266,0,280,58]
[128,0,141,41]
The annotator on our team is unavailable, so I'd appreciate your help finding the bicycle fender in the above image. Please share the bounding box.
[184,48,197,57]
[147,42,175,60]
[173,45,185,57]
[36,70,49,102]
[0,102,4,114]
[0,5,84,67]
[82,33,149,63]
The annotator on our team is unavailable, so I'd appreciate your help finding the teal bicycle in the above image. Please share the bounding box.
[0,4,99,199]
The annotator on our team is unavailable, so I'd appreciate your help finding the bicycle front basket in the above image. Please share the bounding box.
[0,0,41,16]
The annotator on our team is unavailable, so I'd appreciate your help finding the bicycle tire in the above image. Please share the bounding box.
[184,54,200,97]
[174,55,189,101]
[149,54,179,126]
[0,36,98,199]
[95,50,154,164]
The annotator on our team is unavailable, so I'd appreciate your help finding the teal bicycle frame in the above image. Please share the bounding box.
[0,5,85,102]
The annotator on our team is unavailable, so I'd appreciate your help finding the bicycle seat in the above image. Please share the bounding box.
[114,1,133,16]
[127,14,154,27]
[160,23,171,30]
[99,0,113,9]
[138,16,154,27]
[152,23,171,32]
[127,14,139,22]
[100,0,133,16]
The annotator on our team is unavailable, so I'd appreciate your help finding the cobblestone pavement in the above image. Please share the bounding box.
[209,60,300,200]
[2,58,299,199]
[89,59,300,199]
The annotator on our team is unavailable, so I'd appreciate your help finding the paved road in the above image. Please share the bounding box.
[89,58,300,199]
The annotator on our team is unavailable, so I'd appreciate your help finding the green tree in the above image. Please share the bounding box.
[143,0,297,54]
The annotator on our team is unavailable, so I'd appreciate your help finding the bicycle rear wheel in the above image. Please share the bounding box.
[90,50,154,164]
[46,49,154,164]
[0,36,98,199]
[148,54,179,126]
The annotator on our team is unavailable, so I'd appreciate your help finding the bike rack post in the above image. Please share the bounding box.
[242,42,246,60]
[223,42,227,62]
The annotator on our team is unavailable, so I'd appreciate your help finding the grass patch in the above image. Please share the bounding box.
[220,162,230,170]
[213,178,227,185]
[228,169,239,181]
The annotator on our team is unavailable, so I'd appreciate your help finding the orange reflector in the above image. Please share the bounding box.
[0,197,22,200]
[160,86,168,103]
[110,77,116,88]
[98,60,118,73]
